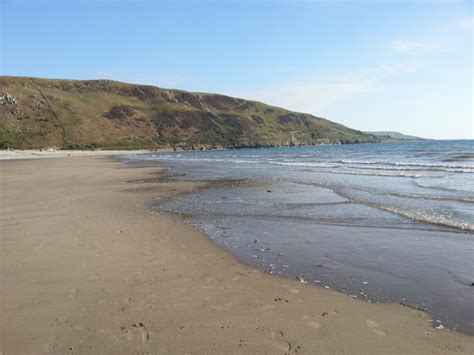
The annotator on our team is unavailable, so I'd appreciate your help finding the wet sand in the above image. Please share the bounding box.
[0,156,473,354]
[152,180,474,334]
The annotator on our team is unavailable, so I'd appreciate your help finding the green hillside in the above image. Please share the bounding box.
[0,76,375,150]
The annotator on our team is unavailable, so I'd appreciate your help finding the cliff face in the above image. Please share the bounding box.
[0,77,375,149]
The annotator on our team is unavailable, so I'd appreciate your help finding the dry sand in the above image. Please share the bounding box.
[0,149,151,160]
[0,156,472,354]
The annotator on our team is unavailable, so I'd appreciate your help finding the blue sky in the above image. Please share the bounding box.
[1,0,472,139]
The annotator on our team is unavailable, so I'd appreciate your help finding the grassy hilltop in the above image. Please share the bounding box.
[0,77,375,150]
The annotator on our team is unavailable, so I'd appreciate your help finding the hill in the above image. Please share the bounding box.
[0,77,375,150]
[365,131,424,141]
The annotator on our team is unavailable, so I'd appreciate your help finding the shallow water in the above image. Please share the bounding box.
[126,140,474,334]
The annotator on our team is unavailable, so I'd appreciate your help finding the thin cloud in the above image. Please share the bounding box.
[240,81,375,114]
[233,63,416,115]
[456,17,473,29]
[390,40,441,53]
[356,63,418,78]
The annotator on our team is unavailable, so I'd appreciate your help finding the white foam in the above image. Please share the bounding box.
[374,205,474,232]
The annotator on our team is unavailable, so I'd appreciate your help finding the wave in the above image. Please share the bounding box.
[346,164,474,174]
[333,184,474,204]
[334,188,474,231]
[241,158,473,174]
[148,156,262,165]
[285,180,474,232]
[270,161,341,168]
[386,192,474,204]
[415,182,474,194]
[373,204,474,232]
[132,155,474,175]
[443,152,474,162]
[319,170,424,178]
[341,159,474,171]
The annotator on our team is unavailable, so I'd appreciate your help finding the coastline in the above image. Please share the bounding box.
[0,156,472,354]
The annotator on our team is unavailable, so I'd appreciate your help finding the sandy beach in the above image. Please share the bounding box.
[1,155,472,354]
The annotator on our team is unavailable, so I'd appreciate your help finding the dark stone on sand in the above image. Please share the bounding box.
[400,302,428,312]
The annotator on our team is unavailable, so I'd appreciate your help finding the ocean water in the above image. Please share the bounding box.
[126,140,474,334]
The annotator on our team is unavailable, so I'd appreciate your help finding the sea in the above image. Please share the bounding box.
[125,140,474,334]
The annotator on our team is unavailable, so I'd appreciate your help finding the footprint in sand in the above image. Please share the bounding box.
[43,335,59,352]
[238,339,250,347]
[68,288,79,299]
[303,315,321,329]
[120,322,150,342]
[209,295,243,311]
[88,272,100,280]
[269,331,292,352]
[366,319,387,336]
[257,327,294,352]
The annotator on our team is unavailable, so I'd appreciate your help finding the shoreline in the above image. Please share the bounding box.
[145,168,474,335]
[1,156,472,353]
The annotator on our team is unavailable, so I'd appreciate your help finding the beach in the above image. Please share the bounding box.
[141,141,474,334]
[1,155,473,354]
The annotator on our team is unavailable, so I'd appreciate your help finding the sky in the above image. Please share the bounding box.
[1,0,472,139]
